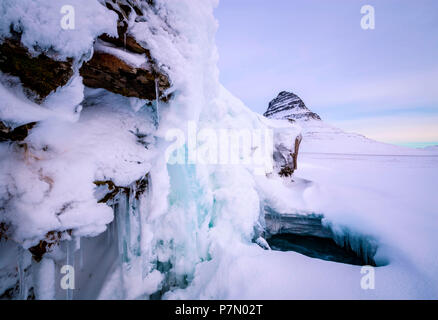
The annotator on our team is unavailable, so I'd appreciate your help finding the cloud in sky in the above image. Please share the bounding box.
[215,0,438,143]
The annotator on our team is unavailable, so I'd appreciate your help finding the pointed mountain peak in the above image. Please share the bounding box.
[264,91,321,122]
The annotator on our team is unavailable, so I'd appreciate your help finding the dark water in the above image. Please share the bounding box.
[267,233,376,266]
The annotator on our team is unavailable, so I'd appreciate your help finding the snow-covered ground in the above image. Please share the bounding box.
[228,94,438,299]
[170,141,438,299]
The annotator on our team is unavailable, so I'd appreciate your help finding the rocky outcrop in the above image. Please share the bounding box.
[102,0,146,40]
[0,121,37,142]
[274,134,302,177]
[80,50,169,101]
[94,174,149,204]
[264,91,321,122]
[28,230,72,262]
[0,34,170,102]
[80,0,171,100]
[0,222,10,241]
[0,1,170,103]
[0,38,74,101]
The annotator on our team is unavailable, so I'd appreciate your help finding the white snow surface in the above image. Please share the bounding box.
[94,39,149,69]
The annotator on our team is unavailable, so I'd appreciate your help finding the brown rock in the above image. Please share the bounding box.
[94,174,149,204]
[28,230,72,262]
[0,38,74,101]
[0,121,37,142]
[80,51,170,100]
[0,222,10,241]
[275,134,302,178]
[292,134,302,170]
[99,33,151,56]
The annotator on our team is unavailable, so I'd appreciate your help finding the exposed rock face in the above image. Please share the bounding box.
[28,230,72,262]
[0,34,170,102]
[80,51,169,100]
[99,33,149,55]
[264,91,321,122]
[0,121,37,142]
[94,174,149,204]
[102,0,146,39]
[0,222,10,241]
[0,1,170,103]
[0,38,74,101]
[273,134,302,177]
[81,0,170,100]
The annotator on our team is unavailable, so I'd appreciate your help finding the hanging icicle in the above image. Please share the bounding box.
[78,237,84,271]
[34,258,55,300]
[112,178,148,299]
[17,246,28,300]
[65,239,75,300]
[154,78,160,127]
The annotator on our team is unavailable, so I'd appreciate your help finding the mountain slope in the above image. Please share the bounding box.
[264,91,437,155]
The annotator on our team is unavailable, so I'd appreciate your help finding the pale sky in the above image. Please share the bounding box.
[214,0,438,145]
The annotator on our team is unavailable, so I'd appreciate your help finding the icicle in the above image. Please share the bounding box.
[154,78,160,126]
[107,220,112,247]
[331,227,378,266]
[17,247,28,300]
[34,258,55,300]
[129,183,142,259]
[113,182,145,299]
[65,239,75,300]
[115,187,143,266]
[116,192,129,265]
[115,192,128,298]
[78,237,84,271]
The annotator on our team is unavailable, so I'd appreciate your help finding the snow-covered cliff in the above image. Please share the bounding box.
[0,0,302,299]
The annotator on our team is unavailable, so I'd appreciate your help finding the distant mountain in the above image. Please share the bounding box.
[263,91,321,122]
[264,91,437,155]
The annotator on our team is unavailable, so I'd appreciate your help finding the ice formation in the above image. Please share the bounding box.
[0,0,300,299]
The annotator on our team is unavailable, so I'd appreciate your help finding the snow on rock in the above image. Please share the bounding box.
[264,91,321,122]
[80,41,170,100]
[0,89,155,245]
[259,115,302,177]
[0,39,74,101]
[0,0,118,60]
